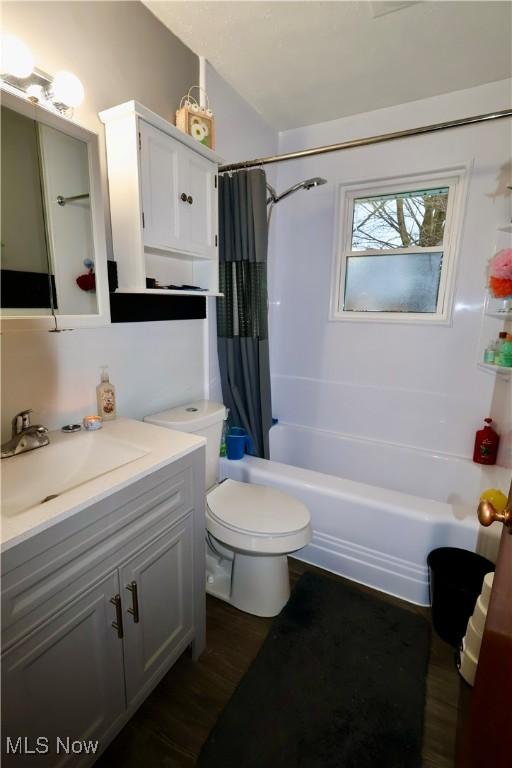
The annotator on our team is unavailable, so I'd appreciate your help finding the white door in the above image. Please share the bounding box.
[1,571,125,768]
[179,152,217,259]
[139,119,181,251]
[121,516,194,706]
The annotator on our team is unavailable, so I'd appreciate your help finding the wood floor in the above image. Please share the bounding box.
[97,559,463,767]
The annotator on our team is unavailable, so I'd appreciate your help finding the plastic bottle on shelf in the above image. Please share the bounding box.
[494,331,508,366]
[500,297,512,316]
[483,341,496,364]
[473,418,500,465]
[500,337,512,367]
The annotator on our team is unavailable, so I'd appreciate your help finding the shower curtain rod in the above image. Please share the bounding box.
[218,108,512,172]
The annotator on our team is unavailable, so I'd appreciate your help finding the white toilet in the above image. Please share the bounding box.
[144,401,312,617]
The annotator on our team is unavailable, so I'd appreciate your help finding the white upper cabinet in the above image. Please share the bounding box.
[139,120,181,252]
[100,101,222,296]
[139,120,216,259]
[180,149,216,257]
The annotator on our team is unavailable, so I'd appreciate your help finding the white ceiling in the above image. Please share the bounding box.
[144,1,512,130]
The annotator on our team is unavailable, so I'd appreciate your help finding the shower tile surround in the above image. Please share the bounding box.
[268,79,512,467]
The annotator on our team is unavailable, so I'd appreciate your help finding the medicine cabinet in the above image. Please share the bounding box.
[1,89,110,330]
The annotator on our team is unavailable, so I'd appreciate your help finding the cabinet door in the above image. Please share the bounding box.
[139,120,181,251]
[121,516,194,706]
[179,151,217,258]
[1,571,125,768]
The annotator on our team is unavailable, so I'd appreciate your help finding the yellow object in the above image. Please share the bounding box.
[479,488,508,513]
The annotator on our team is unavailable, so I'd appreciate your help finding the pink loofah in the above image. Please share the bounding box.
[489,248,512,279]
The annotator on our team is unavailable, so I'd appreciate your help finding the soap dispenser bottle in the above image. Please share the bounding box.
[97,366,116,421]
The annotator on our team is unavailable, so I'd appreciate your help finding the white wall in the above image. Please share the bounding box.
[1,321,205,437]
[1,2,204,441]
[492,376,512,469]
[269,79,512,464]
[202,60,279,403]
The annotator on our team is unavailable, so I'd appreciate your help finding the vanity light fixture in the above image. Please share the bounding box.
[1,33,34,78]
[25,83,45,102]
[0,33,84,116]
[49,70,85,110]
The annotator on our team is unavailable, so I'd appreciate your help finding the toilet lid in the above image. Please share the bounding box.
[207,480,310,536]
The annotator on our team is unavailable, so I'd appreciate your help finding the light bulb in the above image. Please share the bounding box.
[51,70,84,108]
[26,83,44,102]
[1,33,34,78]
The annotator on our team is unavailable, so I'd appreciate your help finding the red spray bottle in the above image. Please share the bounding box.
[473,418,500,465]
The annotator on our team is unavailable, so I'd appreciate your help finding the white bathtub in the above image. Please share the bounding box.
[219,423,510,605]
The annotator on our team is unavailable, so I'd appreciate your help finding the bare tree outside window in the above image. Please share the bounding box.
[351,188,449,251]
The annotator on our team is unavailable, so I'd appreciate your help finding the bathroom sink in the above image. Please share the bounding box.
[0,418,206,551]
[1,429,148,518]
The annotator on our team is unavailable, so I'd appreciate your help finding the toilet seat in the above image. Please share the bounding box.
[206,479,311,554]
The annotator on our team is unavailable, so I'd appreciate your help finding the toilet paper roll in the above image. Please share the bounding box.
[459,647,478,686]
[471,595,488,635]
[464,616,483,658]
[480,572,494,608]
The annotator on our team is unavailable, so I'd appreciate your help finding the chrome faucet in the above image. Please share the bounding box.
[1,409,50,459]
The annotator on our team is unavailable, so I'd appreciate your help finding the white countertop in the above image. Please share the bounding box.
[1,418,205,553]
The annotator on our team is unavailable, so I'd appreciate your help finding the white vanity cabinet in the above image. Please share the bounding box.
[2,570,126,768]
[120,515,194,706]
[1,450,205,767]
[100,101,222,296]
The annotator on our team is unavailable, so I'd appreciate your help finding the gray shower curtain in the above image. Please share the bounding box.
[217,169,272,459]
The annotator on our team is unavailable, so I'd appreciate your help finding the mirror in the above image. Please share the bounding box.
[0,91,109,329]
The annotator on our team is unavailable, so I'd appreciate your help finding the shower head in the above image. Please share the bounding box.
[266,176,327,205]
[302,177,328,191]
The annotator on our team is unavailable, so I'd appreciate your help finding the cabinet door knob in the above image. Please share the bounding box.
[180,193,188,202]
[110,594,124,639]
[126,581,140,623]
[187,195,193,205]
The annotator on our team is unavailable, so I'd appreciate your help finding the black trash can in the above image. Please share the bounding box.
[427,547,495,647]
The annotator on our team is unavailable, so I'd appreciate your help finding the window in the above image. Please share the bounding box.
[331,171,466,323]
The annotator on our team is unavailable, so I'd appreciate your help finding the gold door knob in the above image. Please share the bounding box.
[477,500,512,528]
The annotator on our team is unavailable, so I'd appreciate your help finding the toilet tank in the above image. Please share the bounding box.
[144,401,226,490]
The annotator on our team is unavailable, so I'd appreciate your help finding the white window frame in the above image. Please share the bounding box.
[330,166,469,325]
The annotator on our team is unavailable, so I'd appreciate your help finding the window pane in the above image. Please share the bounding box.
[343,253,443,313]
[351,187,449,251]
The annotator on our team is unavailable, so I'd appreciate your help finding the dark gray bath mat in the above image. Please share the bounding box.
[198,571,430,768]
